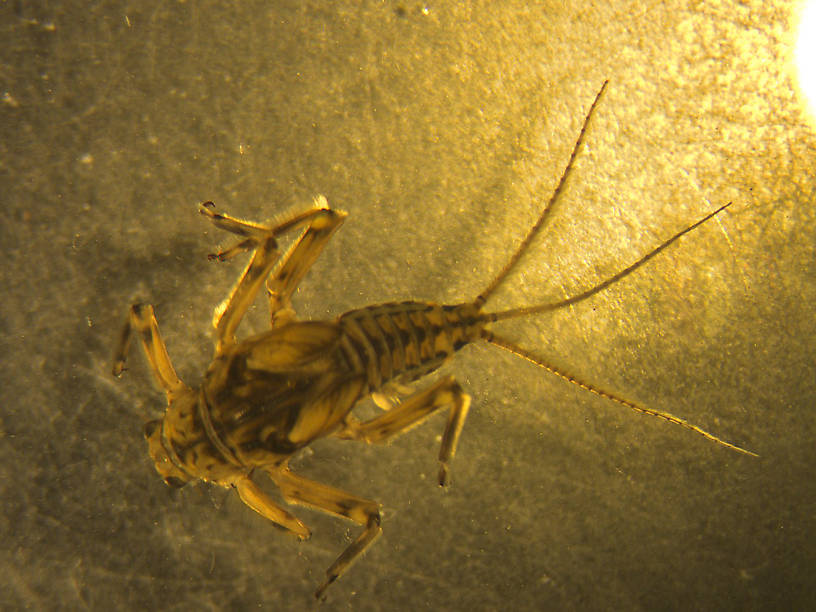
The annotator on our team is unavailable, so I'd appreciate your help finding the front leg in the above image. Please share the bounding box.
[112,303,189,399]
[234,477,311,540]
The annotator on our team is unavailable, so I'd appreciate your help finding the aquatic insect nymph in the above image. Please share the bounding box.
[113,81,755,598]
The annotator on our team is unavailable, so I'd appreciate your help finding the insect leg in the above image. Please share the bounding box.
[112,303,189,398]
[199,199,345,349]
[262,199,347,327]
[266,467,382,599]
[234,476,311,539]
[210,232,280,353]
[336,376,471,487]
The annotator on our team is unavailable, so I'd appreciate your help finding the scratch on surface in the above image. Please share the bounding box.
[678,166,750,292]
[377,556,457,589]
[2,562,47,609]
[82,561,179,585]
[74,364,132,402]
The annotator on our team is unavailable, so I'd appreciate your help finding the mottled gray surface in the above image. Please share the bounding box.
[1,2,814,610]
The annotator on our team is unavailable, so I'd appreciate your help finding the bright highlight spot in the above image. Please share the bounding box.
[796,0,816,124]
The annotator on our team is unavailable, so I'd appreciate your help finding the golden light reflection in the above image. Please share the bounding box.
[796,0,816,124]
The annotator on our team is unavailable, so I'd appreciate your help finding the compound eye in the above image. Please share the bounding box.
[144,420,160,439]
[164,476,187,488]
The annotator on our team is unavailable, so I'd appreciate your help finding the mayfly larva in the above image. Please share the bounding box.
[113,81,755,598]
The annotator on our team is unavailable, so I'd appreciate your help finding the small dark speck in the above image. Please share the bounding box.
[395,6,407,17]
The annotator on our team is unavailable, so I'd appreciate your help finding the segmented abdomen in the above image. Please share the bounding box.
[337,301,485,390]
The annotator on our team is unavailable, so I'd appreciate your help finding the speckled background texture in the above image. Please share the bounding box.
[2,1,814,610]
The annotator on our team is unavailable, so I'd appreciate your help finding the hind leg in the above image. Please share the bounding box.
[336,376,471,487]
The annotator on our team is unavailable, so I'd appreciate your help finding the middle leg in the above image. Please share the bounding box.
[263,196,347,327]
[199,198,345,349]
[266,466,382,599]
